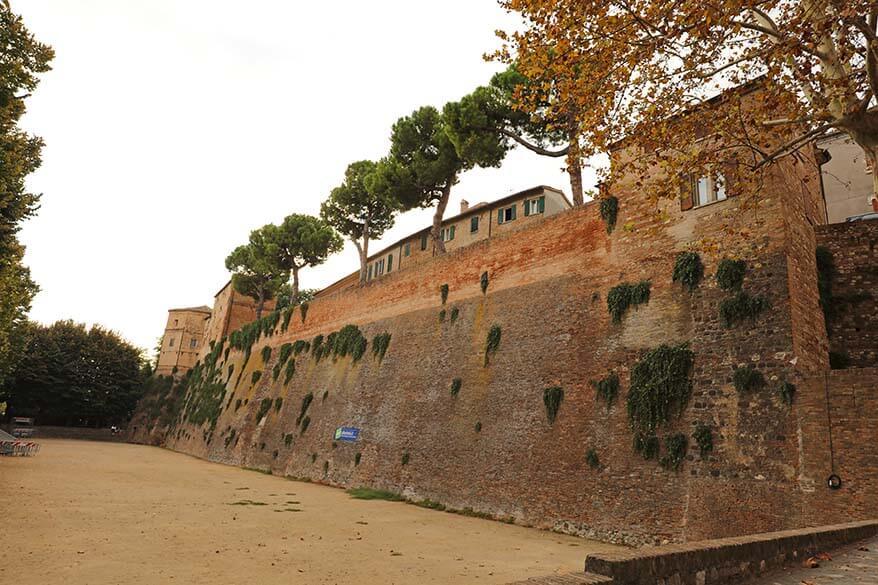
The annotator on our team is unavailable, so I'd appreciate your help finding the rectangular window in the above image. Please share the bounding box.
[404,242,411,257]
[190,338,198,349]
[440,225,456,242]
[169,338,175,347]
[497,205,517,224]
[470,216,479,233]
[420,234,428,251]
[387,254,393,272]
[524,196,545,216]
[693,174,727,207]
[377,259,385,275]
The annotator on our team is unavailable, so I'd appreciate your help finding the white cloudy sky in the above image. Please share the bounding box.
[17,1,597,351]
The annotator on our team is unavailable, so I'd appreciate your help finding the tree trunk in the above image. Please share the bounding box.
[431,181,453,254]
[356,218,370,284]
[353,239,366,283]
[292,266,300,304]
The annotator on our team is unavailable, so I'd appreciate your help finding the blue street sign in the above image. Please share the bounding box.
[334,427,360,442]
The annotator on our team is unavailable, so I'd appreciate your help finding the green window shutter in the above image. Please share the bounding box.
[538,196,545,213]
[471,216,478,232]
[450,226,455,240]
[524,200,531,217]
[510,205,517,220]
[497,209,504,224]
[388,254,393,272]
[421,234,428,250]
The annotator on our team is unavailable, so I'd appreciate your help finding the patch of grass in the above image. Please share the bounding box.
[543,387,564,424]
[484,325,502,366]
[414,499,447,511]
[719,292,770,328]
[347,487,405,501]
[732,365,765,392]
[607,281,651,323]
[228,500,268,506]
[450,378,462,397]
[673,251,704,292]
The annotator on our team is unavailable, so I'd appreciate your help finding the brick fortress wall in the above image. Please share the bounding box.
[130,159,877,545]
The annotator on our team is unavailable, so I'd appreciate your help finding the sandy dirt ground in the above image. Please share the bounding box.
[0,439,620,585]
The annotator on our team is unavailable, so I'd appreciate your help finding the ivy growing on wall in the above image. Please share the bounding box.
[627,344,694,436]
[261,345,272,363]
[474,421,482,433]
[256,397,272,421]
[634,433,660,460]
[251,371,262,385]
[484,325,502,366]
[778,381,796,406]
[274,397,283,412]
[284,433,293,447]
[672,252,704,292]
[719,292,770,328]
[543,387,564,424]
[292,340,310,356]
[300,303,309,323]
[450,307,459,322]
[440,284,449,304]
[585,448,600,469]
[607,281,651,323]
[732,365,765,392]
[592,373,619,406]
[693,423,713,456]
[283,358,296,385]
[300,416,311,434]
[480,271,489,294]
[401,452,410,465]
[281,306,295,333]
[311,334,324,360]
[599,196,619,234]
[296,392,313,427]
[354,452,361,466]
[660,433,688,471]
[716,259,746,291]
[372,332,391,362]
[450,378,462,397]
[439,309,446,323]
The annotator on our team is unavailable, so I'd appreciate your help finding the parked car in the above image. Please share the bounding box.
[845,212,878,222]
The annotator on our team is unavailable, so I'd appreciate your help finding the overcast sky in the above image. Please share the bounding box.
[17,1,596,351]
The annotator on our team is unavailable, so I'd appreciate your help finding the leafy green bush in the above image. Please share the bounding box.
[672,251,704,292]
[451,378,462,397]
[281,306,294,333]
[627,344,694,435]
[693,423,713,456]
[484,325,502,366]
[660,433,688,470]
[440,284,449,304]
[585,448,600,469]
[347,487,404,501]
[292,340,310,356]
[261,345,272,363]
[283,358,296,385]
[543,387,564,424]
[719,292,769,328]
[732,365,765,392]
[607,281,651,323]
[251,371,262,384]
[592,373,619,406]
[716,259,746,291]
[599,196,618,234]
[300,303,309,322]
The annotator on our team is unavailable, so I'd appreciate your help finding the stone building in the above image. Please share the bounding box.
[817,131,877,223]
[154,306,211,377]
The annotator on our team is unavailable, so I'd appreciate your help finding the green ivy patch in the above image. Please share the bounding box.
[256,398,272,421]
[543,387,564,424]
[732,365,765,392]
[296,393,313,426]
[719,292,769,328]
[372,332,391,362]
[450,307,459,322]
[693,423,713,456]
[627,344,694,436]
[633,433,660,460]
[778,381,796,405]
[283,358,296,385]
[592,373,619,406]
[480,271,489,294]
[484,325,502,366]
[607,281,651,323]
[599,196,619,234]
[672,251,703,292]
[660,433,687,470]
[716,259,746,291]
[251,371,262,385]
[450,378,462,397]
[585,448,600,469]
[440,284,449,304]
[300,303,309,323]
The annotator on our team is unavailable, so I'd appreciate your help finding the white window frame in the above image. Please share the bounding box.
[693,174,727,207]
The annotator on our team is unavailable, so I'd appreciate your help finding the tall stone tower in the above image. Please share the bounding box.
[154,306,211,377]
